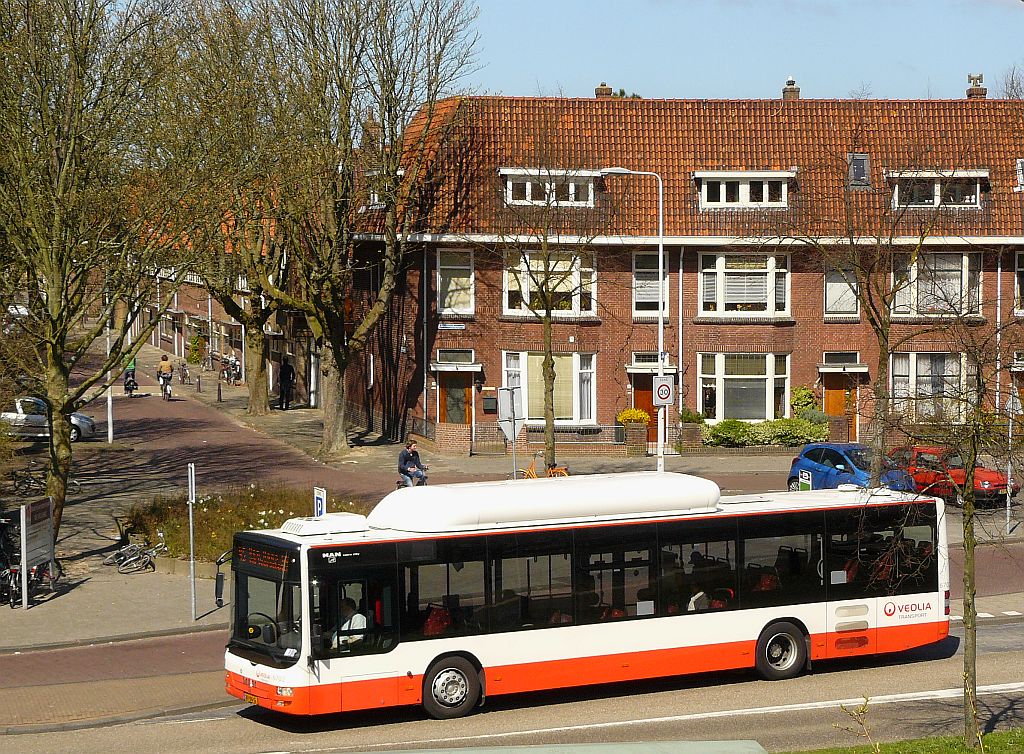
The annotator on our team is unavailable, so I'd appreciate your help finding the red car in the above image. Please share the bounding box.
[889,445,1019,507]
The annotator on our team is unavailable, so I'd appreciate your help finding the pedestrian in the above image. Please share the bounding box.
[278,356,296,410]
[398,440,427,487]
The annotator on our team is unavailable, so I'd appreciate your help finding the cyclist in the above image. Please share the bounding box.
[157,354,174,400]
[123,355,138,397]
[398,440,427,487]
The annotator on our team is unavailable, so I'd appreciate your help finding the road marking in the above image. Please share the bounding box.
[290,682,1024,752]
[1005,611,1022,616]
[977,612,994,618]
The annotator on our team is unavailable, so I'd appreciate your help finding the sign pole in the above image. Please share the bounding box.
[188,462,197,621]
[20,503,29,610]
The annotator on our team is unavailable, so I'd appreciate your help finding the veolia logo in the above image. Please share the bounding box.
[884,601,932,617]
[884,602,896,617]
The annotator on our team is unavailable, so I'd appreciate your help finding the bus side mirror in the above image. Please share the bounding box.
[309,624,323,660]
[261,624,277,644]
[215,572,225,608]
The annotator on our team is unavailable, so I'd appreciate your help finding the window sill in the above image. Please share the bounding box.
[499,313,602,324]
[891,314,985,324]
[823,315,861,323]
[692,316,795,325]
[632,314,669,323]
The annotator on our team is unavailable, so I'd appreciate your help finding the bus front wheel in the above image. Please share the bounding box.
[423,656,480,719]
[755,621,806,681]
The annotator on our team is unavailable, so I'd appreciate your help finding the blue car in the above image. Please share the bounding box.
[787,443,916,492]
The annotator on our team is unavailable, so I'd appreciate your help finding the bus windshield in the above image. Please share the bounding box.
[229,536,303,666]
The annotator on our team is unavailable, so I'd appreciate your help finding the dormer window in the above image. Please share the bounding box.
[695,170,796,209]
[848,153,870,188]
[889,170,988,209]
[500,168,597,208]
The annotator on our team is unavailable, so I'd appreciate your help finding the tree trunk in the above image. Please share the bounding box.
[868,328,891,486]
[542,310,556,468]
[244,324,270,416]
[962,428,983,748]
[45,391,72,537]
[319,349,350,455]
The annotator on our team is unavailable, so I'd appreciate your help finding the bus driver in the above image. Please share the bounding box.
[334,598,367,649]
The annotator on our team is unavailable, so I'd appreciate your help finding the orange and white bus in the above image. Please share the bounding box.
[224,472,948,718]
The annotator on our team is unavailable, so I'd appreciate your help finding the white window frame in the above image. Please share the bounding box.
[1015,250,1024,315]
[824,264,859,316]
[499,168,598,208]
[696,170,795,209]
[892,251,981,317]
[699,252,790,317]
[502,350,597,425]
[437,248,474,315]
[632,251,668,317]
[1015,159,1024,193]
[503,250,596,317]
[362,168,404,210]
[436,348,474,364]
[889,170,987,209]
[891,352,968,423]
[696,352,789,423]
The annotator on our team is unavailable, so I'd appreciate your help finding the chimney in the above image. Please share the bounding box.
[595,81,613,99]
[966,73,987,100]
[782,77,800,101]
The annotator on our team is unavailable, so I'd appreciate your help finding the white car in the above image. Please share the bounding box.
[1,397,96,442]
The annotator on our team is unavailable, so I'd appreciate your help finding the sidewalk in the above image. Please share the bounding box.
[0,342,1019,734]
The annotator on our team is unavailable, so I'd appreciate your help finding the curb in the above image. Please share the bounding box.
[0,621,230,656]
[1,699,238,736]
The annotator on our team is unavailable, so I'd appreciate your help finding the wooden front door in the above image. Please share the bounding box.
[822,373,858,441]
[631,374,657,443]
[438,373,472,424]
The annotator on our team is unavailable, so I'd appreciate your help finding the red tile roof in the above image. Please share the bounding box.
[412,96,1024,239]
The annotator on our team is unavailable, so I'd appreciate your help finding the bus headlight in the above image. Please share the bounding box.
[276,686,294,697]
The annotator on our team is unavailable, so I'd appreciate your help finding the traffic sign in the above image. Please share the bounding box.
[798,469,812,491]
[497,386,525,443]
[652,376,674,407]
[313,486,327,517]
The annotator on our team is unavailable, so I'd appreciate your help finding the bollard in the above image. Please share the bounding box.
[196,375,201,393]
[217,381,222,402]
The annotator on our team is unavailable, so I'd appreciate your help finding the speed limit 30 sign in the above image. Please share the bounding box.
[652,376,675,407]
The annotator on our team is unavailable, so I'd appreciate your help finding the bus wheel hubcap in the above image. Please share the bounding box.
[766,633,796,670]
[433,669,468,706]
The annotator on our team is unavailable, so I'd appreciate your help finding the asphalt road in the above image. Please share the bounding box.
[8,622,1022,754]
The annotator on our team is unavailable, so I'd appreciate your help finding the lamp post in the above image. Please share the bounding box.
[599,167,666,471]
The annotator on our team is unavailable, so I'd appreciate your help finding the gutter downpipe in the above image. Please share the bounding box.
[996,246,1003,411]
[678,246,684,415]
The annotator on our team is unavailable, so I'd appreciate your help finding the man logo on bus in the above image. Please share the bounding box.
[884,602,897,617]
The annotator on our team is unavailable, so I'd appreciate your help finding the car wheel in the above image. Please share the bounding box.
[69,425,80,443]
[787,477,800,492]
[422,656,480,720]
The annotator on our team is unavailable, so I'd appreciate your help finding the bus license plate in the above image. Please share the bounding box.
[244,693,258,705]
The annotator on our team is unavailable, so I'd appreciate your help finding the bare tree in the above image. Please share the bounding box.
[0,0,204,533]
[253,0,478,454]
[474,100,618,466]
[175,0,289,416]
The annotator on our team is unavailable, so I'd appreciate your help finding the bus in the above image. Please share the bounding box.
[224,472,948,719]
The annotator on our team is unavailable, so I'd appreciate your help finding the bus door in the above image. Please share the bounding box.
[308,547,400,712]
[823,509,882,659]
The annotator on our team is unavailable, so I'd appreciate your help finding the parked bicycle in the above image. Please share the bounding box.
[178,360,191,385]
[0,512,62,607]
[509,452,569,480]
[115,532,167,574]
[8,463,81,497]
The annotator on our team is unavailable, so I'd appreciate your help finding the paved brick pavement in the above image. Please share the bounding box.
[0,341,1020,733]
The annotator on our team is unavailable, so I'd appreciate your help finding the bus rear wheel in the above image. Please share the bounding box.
[755,621,806,681]
[423,656,480,719]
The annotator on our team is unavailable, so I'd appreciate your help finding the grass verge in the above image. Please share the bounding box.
[127,484,371,561]
[790,728,1022,753]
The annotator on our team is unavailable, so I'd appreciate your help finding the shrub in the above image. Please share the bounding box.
[678,406,706,424]
[616,407,651,424]
[790,385,817,415]
[703,419,753,447]
[796,407,830,425]
[702,417,828,448]
[186,335,206,365]
[127,484,371,561]
[748,417,829,446]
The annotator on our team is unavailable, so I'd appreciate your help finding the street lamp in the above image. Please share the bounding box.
[599,166,666,472]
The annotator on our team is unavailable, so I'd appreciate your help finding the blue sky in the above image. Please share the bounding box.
[468,0,1024,99]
